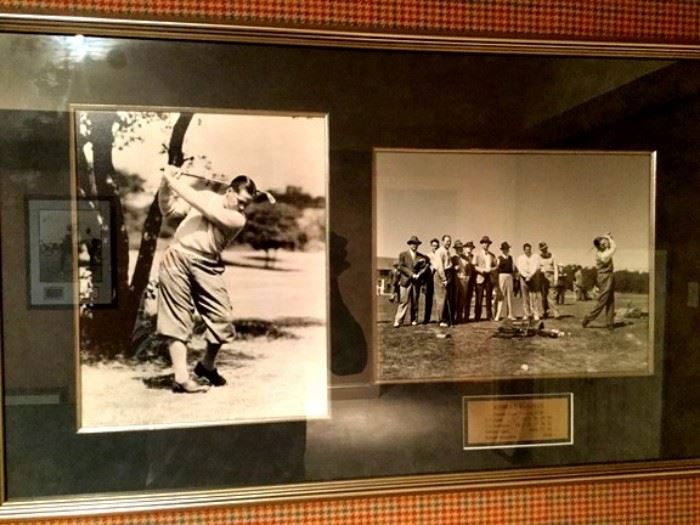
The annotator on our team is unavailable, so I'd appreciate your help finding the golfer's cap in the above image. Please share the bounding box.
[230,174,258,195]
[538,241,548,249]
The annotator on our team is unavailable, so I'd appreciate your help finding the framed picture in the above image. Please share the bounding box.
[0,13,699,520]
[374,149,656,382]
[26,197,114,307]
[72,106,329,431]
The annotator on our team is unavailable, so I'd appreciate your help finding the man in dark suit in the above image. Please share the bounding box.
[393,235,428,327]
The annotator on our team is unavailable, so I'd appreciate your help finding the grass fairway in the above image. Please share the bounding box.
[377,292,650,381]
[80,249,328,430]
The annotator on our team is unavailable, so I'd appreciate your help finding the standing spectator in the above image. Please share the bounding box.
[494,241,516,321]
[516,243,542,322]
[434,235,454,327]
[574,265,587,301]
[452,240,473,324]
[463,241,476,322]
[583,234,617,329]
[555,264,567,305]
[423,238,441,323]
[473,236,497,321]
[393,235,428,327]
[538,241,560,319]
[388,262,401,303]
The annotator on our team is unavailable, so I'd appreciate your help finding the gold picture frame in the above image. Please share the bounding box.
[372,149,658,384]
[1,12,699,520]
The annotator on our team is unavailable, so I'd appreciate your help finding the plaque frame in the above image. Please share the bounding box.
[462,393,574,450]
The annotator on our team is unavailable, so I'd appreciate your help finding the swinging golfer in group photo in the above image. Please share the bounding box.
[74,108,329,430]
[374,150,655,383]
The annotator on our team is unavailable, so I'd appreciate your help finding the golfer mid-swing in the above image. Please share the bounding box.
[157,165,258,393]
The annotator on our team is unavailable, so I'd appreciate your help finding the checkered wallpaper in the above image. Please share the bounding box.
[0,0,699,42]
[14,476,700,524]
[1,0,700,523]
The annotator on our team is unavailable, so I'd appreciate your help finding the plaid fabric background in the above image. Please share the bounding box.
[0,0,698,42]
[15,476,700,524]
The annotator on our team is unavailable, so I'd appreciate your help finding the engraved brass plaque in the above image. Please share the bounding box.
[463,394,573,449]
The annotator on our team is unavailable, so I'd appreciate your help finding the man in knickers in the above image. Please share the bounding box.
[157,165,259,393]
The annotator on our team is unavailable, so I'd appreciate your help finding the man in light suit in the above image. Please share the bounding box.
[393,235,429,327]
[434,234,454,327]
[473,235,497,321]
[517,243,542,321]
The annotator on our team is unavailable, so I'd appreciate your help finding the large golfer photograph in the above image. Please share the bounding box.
[375,150,655,382]
[72,107,329,430]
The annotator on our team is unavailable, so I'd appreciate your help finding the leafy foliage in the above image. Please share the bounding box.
[240,202,301,257]
[559,264,649,294]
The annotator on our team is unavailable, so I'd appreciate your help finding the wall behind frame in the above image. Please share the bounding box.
[0,0,699,43]
[1,0,700,523]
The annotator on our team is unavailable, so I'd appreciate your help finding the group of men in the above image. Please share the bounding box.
[390,233,617,329]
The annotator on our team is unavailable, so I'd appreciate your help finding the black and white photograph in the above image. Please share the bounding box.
[27,198,113,306]
[73,107,329,430]
[375,150,655,382]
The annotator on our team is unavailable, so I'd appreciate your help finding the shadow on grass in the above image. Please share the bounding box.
[83,315,321,366]
[142,373,176,390]
[586,320,635,329]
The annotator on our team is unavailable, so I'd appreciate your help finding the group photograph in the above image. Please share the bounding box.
[374,150,655,382]
[71,107,329,430]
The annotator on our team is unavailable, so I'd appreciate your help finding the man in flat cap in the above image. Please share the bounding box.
[157,165,260,393]
[583,233,617,329]
[393,235,428,327]
[473,235,497,322]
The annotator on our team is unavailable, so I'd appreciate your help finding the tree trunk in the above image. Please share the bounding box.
[80,111,133,356]
[129,113,193,314]
[80,111,193,358]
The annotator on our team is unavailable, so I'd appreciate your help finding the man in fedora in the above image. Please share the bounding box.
[494,241,517,321]
[422,238,441,323]
[393,235,428,327]
[452,240,472,324]
[473,235,497,322]
[433,234,454,327]
[462,241,477,322]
